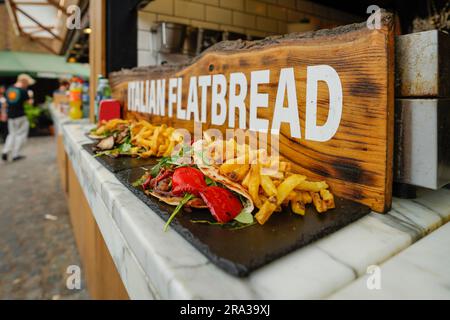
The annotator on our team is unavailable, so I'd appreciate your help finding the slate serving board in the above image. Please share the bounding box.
[115,166,371,277]
[82,143,158,173]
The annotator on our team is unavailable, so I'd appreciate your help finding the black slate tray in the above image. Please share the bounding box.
[82,143,158,173]
[116,166,371,277]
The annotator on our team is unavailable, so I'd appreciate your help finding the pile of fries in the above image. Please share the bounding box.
[202,138,335,225]
[91,119,181,159]
[130,121,180,158]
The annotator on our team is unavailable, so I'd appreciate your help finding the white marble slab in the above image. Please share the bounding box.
[329,222,450,299]
[58,118,450,300]
[315,215,412,277]
[249,246,356,299]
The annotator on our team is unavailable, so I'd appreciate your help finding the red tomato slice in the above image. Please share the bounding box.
[171,167,207,197]
[199,186,243,223]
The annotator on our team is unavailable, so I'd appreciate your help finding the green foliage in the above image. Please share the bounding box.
[24,104,51,129]
[24,103,42,129]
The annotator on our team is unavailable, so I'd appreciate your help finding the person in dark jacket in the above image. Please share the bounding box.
[2,74,35,162]
[0,85,7,143]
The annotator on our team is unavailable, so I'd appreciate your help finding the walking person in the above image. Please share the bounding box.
[2,74,35,162]
[0,85,8,143]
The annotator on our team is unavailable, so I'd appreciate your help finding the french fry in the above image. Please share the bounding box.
[260,175,277,197]
[137,137,152,148]
[294,180,329,193]
[219,162,243,175]
[259,194,268,204]
[276,174,307,205]
[262,170,284,180]
[220,163,249,181]
[272,180,281,187]
[232,164,250,182]
[311,192,327,213]
[301,191,312,204]
[242,170,251,188]
[150,126,162,154]
[105,119,127,131]
[255,197,277,225]
[95,125,106,135]
[286,191,297,201]
[248,164,262,207]
[320,189,335,209]
[163,140,175,157]
[291,200,306,216]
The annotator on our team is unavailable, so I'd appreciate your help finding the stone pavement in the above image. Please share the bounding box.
[0,136,89,300]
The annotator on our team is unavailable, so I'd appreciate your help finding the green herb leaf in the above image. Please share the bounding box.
[119,142,132,153]
[190,219,256,230]
[227,221,257,230]
[190,220,224,226]
[163,193,194,232]
[132,176,147,187]
[234,211,254,224]
[150,162,162,177]
[205,176,217,186]
[94,149,116,158]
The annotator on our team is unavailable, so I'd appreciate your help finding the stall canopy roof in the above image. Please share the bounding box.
[0,51,90,78]
[6,0,66,39]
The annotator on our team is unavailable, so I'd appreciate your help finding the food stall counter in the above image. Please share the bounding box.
[56,112,450,299]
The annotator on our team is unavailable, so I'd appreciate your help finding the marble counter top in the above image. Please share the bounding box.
[57,116,450,299]
[330,221,450,299]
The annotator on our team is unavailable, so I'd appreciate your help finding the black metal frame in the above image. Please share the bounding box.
[105,0,150,73]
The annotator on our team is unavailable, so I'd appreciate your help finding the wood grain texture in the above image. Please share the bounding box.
[56,135,68,196]
[89,0,106,122]
[110,14,395,213]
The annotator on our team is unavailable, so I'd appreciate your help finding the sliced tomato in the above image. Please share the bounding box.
[171,167,207,197]
[199,186,243,223]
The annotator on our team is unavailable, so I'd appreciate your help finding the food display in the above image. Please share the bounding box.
[132,134,335,230]
[89,119,180,159]
[193,138,335,225]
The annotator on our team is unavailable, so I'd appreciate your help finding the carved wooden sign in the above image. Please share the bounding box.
[110,14,394,213]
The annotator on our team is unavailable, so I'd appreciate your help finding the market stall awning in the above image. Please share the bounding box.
[5,0,79,54]
[0,51,90,78]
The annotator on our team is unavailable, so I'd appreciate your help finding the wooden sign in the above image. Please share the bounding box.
[110,13,394,213]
